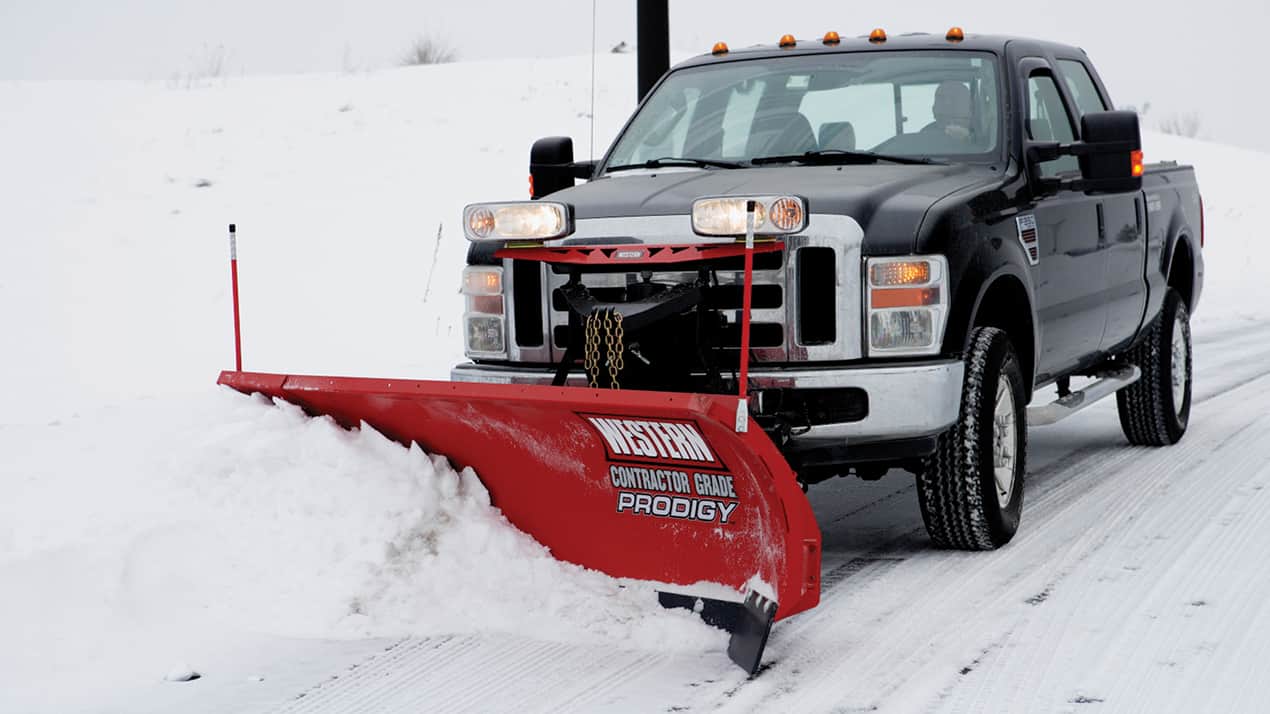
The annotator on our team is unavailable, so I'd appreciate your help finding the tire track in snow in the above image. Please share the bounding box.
[714,368,1270,713]
[270,633,721,714]
[939,399,1270,712]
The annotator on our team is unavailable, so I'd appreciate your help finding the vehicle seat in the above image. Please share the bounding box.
[818,121,856,152]
[747,112,817,157]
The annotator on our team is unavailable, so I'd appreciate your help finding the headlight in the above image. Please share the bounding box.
[691,195,807,237]
[461,266,507,358]
[462,202,572,242]
[866,256,949,356]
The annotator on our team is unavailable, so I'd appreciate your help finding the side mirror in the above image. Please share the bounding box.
[1026,110,1143,195]
[1076,110,1143,194]
[529,137,596,199]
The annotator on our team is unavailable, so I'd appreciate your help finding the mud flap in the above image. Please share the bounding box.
[658,590,777,675]
[217,372,822,640]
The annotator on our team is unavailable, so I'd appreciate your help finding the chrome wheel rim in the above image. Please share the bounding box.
[991,378,1017,508]
[1171,312,1187,415]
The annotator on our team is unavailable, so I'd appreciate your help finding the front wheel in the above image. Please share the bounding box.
[918,327,1027,550]
[1116,287,1191,445]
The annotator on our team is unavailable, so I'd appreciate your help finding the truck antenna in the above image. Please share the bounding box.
[589,0,597,161]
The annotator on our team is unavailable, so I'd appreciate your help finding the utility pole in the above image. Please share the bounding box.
[636,0,669,101]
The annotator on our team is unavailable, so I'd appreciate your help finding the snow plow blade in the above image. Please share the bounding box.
[218,371,821,665]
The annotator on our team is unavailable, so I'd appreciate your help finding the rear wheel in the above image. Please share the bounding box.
[1116,288,1191,445]
[918,327,1027,550]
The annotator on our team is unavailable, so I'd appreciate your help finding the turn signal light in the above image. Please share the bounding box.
[869,28,887,43]
[946,26,965,42]
[1131,149,1144,178]
[823,31,841,45]
[769,196,805,232]
[779,34,797,48]
[870,260,932,286]
[468,206,496,238]
[462,267,503,296]
[712,41,729,55]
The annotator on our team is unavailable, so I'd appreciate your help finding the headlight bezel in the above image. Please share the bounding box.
[865,255,950,357]
[461,266,508,359]
[462,201,573,242]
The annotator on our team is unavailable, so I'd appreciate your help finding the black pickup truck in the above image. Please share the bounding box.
[452,30,1204,550]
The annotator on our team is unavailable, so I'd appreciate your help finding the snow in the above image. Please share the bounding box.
[1,389,720,712]
[4,52,1270,713]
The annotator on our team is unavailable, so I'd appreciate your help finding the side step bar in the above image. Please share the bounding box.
[1028,365,1140,427]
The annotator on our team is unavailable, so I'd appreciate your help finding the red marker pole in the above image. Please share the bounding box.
[229,223,242,372]
[736,201,756,432]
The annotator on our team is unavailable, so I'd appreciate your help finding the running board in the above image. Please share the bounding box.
[1028,365,1141,427]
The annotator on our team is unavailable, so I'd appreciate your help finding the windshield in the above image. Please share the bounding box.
[604,51,1002,170]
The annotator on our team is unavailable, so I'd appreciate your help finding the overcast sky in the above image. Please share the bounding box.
[4,0,1267,151]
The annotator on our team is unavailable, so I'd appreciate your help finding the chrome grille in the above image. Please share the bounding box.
[502,214,865,364]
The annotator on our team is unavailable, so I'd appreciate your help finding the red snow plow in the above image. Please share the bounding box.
[217,221,822,674]
[217,371,821,669]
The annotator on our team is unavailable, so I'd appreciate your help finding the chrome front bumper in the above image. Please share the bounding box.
[450,359,964,445]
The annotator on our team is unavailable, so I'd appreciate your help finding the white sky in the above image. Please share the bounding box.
[3,0,1267,151]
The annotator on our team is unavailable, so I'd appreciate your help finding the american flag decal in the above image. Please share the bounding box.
[1016,214,1039,266]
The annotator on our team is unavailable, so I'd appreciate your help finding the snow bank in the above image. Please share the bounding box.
[1142,131,1269,335]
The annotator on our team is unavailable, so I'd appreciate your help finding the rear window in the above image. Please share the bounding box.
[1057,59,1107,117]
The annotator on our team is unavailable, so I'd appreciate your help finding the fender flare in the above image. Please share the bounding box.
[943,238,1039,395]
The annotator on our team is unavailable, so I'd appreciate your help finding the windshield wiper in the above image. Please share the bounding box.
[606,156,746,172]
[750,149,947,166]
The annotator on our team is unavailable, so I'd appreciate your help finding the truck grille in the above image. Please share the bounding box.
[545,250,788,355]
[500,224,864,365]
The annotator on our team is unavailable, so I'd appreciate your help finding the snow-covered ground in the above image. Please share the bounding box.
[3,54,1270,713]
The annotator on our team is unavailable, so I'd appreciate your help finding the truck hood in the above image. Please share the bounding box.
[550,163,1003,254]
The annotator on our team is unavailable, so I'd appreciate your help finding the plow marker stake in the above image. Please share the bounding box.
[218,371,822,669]
[228,224,242,371]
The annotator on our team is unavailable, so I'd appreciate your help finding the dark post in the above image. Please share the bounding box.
[637,0,669,101]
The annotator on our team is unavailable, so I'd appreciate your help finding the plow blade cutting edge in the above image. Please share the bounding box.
[218,371,821,672]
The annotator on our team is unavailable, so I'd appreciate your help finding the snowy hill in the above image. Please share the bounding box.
[4,54,1270,713]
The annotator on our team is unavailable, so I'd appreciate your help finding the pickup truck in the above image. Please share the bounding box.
[451,29,1204,551]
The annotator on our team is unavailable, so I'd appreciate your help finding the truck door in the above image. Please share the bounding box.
[1021,62,1108,378]
[1054,58,1148,352]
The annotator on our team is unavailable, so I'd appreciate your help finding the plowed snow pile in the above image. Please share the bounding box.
[4,387,719,635]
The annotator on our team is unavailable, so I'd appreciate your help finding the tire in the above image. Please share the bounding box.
[1116,287,1191,445]
[918,327,1027,550]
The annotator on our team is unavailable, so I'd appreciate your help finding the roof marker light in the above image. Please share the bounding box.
[946,26,965,42]
[712,41,729,55]
[823,31,841,45]
[779,34,796,48]
[869,28,887,44]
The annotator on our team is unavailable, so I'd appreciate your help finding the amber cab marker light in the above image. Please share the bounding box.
[946,26,965,42]
[869,28,887,44]
[779,34,797,48]
[823,31,841,45]
[712,41,729,55]
[1131,149,1145,178]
